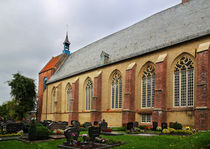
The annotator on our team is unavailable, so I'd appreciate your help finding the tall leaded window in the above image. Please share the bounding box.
[141,64,155,108]
[86,79,93,110]
[174,56,194,107]
[52,88,56,113]
[111,71,122,109]
[66,84,72,112]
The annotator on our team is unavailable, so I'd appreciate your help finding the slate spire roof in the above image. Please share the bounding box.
[48,0,210,84]
[63,32,70,45]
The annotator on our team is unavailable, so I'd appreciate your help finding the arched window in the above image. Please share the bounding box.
[111,71,122,109]
[174,56,194,107]
[52,88,56,113]
[85,79,93,110]
[66,84,72,112]
[141,64,155,108]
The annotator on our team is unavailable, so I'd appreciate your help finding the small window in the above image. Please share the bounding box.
[44,77,47,90]
[141,114,152,123]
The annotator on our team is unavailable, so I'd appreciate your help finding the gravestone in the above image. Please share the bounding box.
[169,122,174,128]
[161,122,167,130]
[71,120,80,128]
[94,121,98,126]
[6,122,24,134]
[133,122,139,128]
[99,120,108,131]
[153,122,158,131]
[40,120,52,127]
[48,121,68,130]
[126,122,134,131]
[83,122,92,129]
[88,126,100,142]
[63,126,80,146]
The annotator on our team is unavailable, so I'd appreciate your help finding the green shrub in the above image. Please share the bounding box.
[171,122,182,130]
[162,128,193,135]
[168,128,176,133]
[156,126,162,131]
[36,126,49,140]
[28,121,49,141]
[28,121,36,141]
[162,129,170,134]
[174,129,193,135]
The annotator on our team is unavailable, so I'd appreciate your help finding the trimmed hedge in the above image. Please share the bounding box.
[28,121,50,141]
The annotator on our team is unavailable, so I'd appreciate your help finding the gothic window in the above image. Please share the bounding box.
[52,88,56,113]
[66,84,72,112]
[111,71,122,109]
[174,56,194,107]
[141,64,155,108]
[86,79,93,110]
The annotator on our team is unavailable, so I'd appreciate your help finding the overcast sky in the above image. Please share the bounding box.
[0,0,181,105]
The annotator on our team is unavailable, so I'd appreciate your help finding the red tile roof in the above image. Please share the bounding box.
[40,54,62,73]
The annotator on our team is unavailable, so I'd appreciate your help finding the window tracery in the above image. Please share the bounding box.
[141,64,155,108]
[111,71,122,109]
[174,56,194,107]
[86,79,93,110]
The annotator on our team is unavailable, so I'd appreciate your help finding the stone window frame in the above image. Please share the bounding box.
[85,78,93,111]
[66,83,72,112]
[173,54,195,108]
[111,70,122,109]
[140,63,155,109]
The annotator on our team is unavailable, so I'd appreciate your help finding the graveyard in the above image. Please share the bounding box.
[0,119,210,149]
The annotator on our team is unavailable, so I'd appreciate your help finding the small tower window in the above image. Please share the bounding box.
[44,77,47,90]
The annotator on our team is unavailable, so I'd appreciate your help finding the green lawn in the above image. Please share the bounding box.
[0,131,209,149]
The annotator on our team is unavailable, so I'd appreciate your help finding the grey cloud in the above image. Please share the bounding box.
[0,0,180,105]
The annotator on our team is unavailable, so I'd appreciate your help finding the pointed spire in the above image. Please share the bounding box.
[63,32,70,45]
[63,31,71,55]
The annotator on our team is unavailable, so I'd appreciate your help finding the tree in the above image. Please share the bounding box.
[0,100,17,120]
[8,73,36,120]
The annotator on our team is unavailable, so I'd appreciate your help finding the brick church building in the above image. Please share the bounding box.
[38,0,210,130]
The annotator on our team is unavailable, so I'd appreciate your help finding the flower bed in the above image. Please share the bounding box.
[0,130,23,138]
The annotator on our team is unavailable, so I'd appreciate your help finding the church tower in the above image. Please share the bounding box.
[38,32,71,121]
[63,32,71,55]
